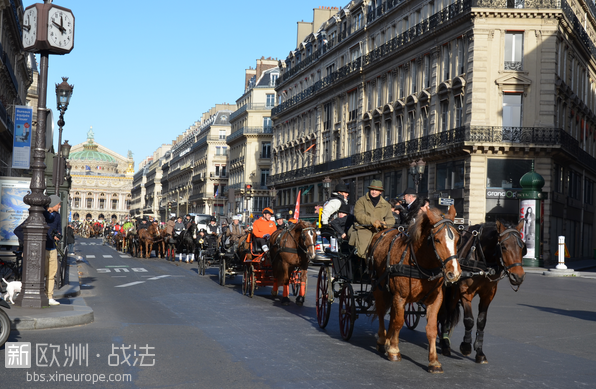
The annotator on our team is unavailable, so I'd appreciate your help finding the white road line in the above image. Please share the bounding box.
[120,255,131,258]
[87,255,95,258]
[115,281,145,288]
[103,255,113,258]
[111,276,127,278]
[146,275,171,281]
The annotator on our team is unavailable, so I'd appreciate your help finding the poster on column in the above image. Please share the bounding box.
[11,105,33,169]
[519,199,536,258]
[0,177,31,246]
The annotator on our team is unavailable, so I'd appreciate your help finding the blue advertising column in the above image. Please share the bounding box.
[518,164,546,267]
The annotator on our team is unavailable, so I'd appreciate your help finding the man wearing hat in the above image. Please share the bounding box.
[349,180,393,260]
[400,187,423,226]
[321,182,349,226]
[252,207,277,253]
[227,216,244,244]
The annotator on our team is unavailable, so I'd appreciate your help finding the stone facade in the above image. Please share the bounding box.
[227,58,278,217]
[68,128,134,221]
[271,1,596,264]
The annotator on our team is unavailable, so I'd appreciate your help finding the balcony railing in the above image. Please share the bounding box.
[227,126,273,143]
[229,103,273,122]
[504,61,523,71]
[269,126,596,184]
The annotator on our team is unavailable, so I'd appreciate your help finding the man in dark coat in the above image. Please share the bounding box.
[400,187,423,226]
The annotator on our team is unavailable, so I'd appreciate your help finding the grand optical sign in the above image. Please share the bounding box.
[486,189,519,199]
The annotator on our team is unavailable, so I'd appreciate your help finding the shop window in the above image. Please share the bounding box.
[486,159,533,188]
[436,160,465,191]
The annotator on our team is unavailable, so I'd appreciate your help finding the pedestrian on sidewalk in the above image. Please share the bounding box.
[66,223,75,255]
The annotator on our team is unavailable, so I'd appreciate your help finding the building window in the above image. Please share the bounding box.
[348,90,357,121]
[99,199,105,210]
[440,100,449,131]
[221,165,226,177]
[365,127,371,151]
[375,123,381,148]
[215,146,222,155]
[505,32,523,71]
[411,61,417,94]
[554,164,564,193]
[86,198,92,208]
[569,169,582,200]
[126,200,131,210]
[421,109,429,136]
[219,130,226,140]
[266,94,275,107]
[324,102,332,130]
[436,160,465,190]
[408,111,416,140]
[503,94,522,127]
[270,74,278,86]
[424,55,431,89]
[262,142,271,158]
[585,178,594,205]
[215,165,220,176]
[396,116,403,143]
[74,198,80,208]
[112,199,118,210]
[507,0,525,9]
[486,159,533,188]
[443,44,450,81]
[399,69,405,98]
[261,169,270,187]
[457,38,465,75]
[455,96,463,128]
[388,73,394,102]
[385,120,392,146]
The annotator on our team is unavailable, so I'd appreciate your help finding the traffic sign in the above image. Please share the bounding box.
[438,197,454,206]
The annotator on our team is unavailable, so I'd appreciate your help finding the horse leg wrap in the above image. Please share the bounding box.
[283,285,289,298]
[474,330,484,351]
[463,329,472,345]
[300,282,306,297]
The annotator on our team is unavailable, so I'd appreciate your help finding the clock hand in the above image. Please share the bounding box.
[52,21,66,33]
[23,24,31,32]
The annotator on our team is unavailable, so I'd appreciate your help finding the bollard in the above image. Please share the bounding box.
[556,236,568,270]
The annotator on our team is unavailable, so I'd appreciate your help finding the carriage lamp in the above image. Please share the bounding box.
[61,140,72,159]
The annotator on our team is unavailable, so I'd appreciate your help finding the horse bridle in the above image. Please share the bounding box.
[497,228,525,275]
[299,226,317,254]
[428,217,459,272]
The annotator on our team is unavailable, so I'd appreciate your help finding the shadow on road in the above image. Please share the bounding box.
[518,303,596,322]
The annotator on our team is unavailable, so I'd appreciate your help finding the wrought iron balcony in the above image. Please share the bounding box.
[227,126,273,143]
[269,126,596,185]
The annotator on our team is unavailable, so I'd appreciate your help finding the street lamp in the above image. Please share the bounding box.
[269,186,277,207]
[322,176,332,200]
[409,159,426,193]
[54,77,74,194]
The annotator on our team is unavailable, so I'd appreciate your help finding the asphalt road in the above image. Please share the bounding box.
[1,237,595,388]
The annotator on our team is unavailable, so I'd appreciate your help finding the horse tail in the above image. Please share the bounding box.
[441,285,461,336]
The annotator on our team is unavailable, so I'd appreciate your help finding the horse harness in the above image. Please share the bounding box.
[459,225,525,283]
[371,216,459,299]
[273,224,317,256]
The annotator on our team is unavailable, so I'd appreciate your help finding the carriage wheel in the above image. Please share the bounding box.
[218,258,226,286]
[339,283,356,341]
[0,308,11,348]
[248,266,256,298]
[316,265,332,329]
[242,266,249,296]
[404,302,423,330]
[198,253,206,276]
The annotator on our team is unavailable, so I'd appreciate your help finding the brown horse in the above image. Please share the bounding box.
[439,220,526,363]
[114,231,126,252]
[270,221,317,306]
[369,206,461,373]
[138,224,161,259]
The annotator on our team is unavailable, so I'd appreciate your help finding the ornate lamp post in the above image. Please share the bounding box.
[322,176,332,200]
[409,159,426,193]
[269,187,277,207]
[54,77,74,192]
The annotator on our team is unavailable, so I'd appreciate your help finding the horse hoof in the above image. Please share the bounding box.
[295,296,304,306]
[387,353,401,362]
[281,297,290,306]
[428,365,444,374]
[475,355,488,364]
[376,344,385,354]
[271,290,278,297]
[460,342,472,356]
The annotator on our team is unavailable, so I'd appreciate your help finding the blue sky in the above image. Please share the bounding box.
[32,0,342,168]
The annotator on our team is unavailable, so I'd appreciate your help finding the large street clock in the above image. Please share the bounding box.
[22,3,75,54]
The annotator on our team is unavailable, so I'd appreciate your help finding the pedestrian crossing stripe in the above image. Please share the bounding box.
[103,255,113,258]
[86,255,95,258]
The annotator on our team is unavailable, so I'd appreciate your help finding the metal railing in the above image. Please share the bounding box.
[227,126,273,143]
[269,126,596,184]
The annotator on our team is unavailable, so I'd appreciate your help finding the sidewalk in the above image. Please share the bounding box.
[524,258,596,279]
[5,256,94,330]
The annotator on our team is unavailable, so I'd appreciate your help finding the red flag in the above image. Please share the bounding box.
[294,190,301,221]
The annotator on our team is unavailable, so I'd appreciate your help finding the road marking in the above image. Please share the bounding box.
[146,275,171,281]
[106,265,128,268]
[97,267,148,273]
[103,255,113,258]
[111,276,127,278]
[87,255,96,258]
[120,255,131,258]
[80,243,87,245]
[115,281,145,288]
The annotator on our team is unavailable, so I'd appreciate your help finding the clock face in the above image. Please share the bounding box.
[22,7,38,49]
[47,7,74,52]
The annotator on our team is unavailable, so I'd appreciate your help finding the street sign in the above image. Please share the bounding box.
[454,217,465,224]
[438,197,454,206]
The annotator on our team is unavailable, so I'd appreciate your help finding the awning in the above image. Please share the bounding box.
[302,185,314,195]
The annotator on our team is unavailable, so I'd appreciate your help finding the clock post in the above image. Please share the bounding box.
[16,0,75,308]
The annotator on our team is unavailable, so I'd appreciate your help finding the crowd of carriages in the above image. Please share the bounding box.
[93,214,249,267]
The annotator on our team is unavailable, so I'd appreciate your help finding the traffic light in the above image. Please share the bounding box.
[167,202,171,212]
[245,184,252,191]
